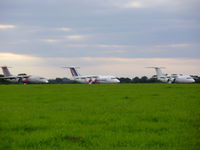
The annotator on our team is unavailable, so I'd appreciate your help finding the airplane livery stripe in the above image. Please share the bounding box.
[70,68,78,76]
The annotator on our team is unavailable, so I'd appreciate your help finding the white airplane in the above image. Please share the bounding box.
[64,67,120,84]
[148,67,195,83]
[0,66,49,84]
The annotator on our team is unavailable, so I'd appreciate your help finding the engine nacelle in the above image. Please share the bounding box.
[17,77,29,84]
[167,77,175,83]
[88,78,97,84]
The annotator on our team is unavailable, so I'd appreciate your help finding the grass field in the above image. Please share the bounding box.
[0,84,200,150]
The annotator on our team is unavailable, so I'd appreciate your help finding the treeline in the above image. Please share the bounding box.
[192,76,200,83]
[1,74,200,84]
[44,76,200,83]
[118,76,162,83]
[48,76,162,83]
[48,78,80,84]
[120,76,200,83]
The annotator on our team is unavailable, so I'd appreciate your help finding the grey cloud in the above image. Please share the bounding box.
[0,0,200,59]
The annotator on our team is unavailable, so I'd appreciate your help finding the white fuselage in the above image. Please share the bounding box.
[158,74,195,83]
[171,74,195,83]
[72,75,120,84]
[150,67,195,84]
[1,66,48,84]
[5,75,48,84]
[24,75,49,84]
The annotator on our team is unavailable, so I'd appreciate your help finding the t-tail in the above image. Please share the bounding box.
[155,67,165,78]
[0,66,12,77]
[64,67,80,77]
[146,67,166,78]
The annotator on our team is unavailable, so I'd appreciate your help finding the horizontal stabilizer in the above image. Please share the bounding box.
[146,67,165,69]
[63,66,81,77]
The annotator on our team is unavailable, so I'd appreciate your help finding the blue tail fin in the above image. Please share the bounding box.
[67,67,80,77]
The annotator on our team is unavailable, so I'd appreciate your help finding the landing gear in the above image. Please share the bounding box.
[18,78,23,84]
[167,78,176,84]
[88,78,97,84]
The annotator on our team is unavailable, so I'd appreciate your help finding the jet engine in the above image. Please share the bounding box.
[167,77,176,83]
[88,78,97,84]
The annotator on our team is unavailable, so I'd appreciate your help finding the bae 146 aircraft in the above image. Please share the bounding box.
[0,66,48,84]
[64,67,120,84]
[148,67,195,83]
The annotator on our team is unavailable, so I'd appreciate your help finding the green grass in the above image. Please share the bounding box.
[0,84,200,150]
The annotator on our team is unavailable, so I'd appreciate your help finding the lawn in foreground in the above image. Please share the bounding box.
[0,84,200,150]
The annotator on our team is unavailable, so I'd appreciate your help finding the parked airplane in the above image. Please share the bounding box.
[148,67,195,83]
[0,66,48,84]
[64,67,120,84]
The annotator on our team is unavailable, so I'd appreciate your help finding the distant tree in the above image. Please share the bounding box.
[193,76,200,83]
[48,77,80,84]
[148,77,162,83]
[48,79,57,84]
[62,78,70,82]
[0,74,4,83]
[132,77,140,83]
[55,78,63,83]
[119,77,132,83]
[140,76,148,83]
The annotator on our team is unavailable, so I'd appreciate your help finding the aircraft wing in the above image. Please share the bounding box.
[0,75,29,79]
[0,76,17,79]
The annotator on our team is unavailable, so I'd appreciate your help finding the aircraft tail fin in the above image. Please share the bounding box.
[63,67,81,77]
[146,67,166,78]
[0,66,12,77]
[155,67,164,77]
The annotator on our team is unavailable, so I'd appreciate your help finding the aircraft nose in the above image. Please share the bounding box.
[115,79,120,83]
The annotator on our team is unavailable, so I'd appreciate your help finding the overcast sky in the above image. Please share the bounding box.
[0,0,200,78]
